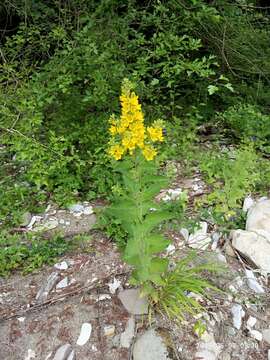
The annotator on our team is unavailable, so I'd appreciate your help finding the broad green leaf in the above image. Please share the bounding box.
[146,234,170,254]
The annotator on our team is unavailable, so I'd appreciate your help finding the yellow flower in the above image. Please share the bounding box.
[108,79,165,161]
[142,145,157,161]
[108,144,125,160]
[147,126,164,142]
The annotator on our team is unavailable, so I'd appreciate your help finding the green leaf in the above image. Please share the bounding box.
[207,85,219,95]
[147,233,170,254]
[139,211,174,234]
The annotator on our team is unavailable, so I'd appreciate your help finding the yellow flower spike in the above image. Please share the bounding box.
[108,144,125,160]
[142,145,157,161]
[108,79,165,161]
[147,126,164,142]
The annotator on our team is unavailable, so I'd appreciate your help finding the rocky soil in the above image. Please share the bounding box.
[1,173,270,360]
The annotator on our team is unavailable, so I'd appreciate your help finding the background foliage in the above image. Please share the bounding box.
[1,0,270,229]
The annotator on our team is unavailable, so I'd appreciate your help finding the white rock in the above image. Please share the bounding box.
[231,304,245,330]
[243,196,255,213]
[108,277,121,294]
[180,228,189,241]
[104,325,115,337]
[232,229,270,272]
[188,222,211,250]
[118,289,149,315]
[83,206,94,215]
[32,219,59,232]
[24,349,36,360]
[162,188,182,202]
[166,244,175,255]
[246,316,257,329]
[56,277,69,289]
[54,261,68,270]
[195,332,222,360]
[120,317,135,348]
[262,329,270,345]
[27,215,42,230]
[245,269,265,293]
[133,329,169,360]
[97,294,111,301]
[52,344,74,360]
[69,204,84,213]
[59,219,65,225]
[211,232,221,251]
[35,272,60,303]
[249,329,262,341]
[17,317,25,322]
[268,349,270,360]
[76,323,92,346]
[246,199,270,233]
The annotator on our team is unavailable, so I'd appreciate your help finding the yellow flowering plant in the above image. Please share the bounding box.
[105,79,223,320]
[106,79,173,290]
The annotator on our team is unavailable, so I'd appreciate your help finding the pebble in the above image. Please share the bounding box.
[120,316,135,348]
[108,277,121,294]
[162,188,183,202]
[166,244,176,255]
[83,206,94,215]
[246,316,257,329]
[56,277,69,289]
[52,344,75,360]
[54,261,68,270]
[104,325,115,337]
[20,212,32,227]
[249,329,262,341]
[268,349,270,360]
[32,219,59,232]
[24,349,36,360]
[195,332,222,360]
[231,304,245,330]
[133,329,169,360]
[69,204,84,213]
[180,228,189,241]
[76,323,92,346]
[245,269,264,294]
[118,289,149,315]
[188,222,212,250]
[35,272,60,303]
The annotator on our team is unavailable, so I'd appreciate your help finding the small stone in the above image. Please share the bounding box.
[227,327,236,336]
[108,277,121,294]
[118,289,149,315]
[166,244,175,255]
[245,269,264,294]
[268,349,270,360]
[33,219,59,232]
[120,316,135,348]
[17,317,25,322]
[24,349,36,360]
[162,188,182,202]
[36,272,60,303]
[83,206,94,215]
[56,277,69,289]
[104,325,115,337]
[246,316,257,329]
[69,204,84,213]
[59,219,65,225]
[211,232,221,251]
[180,228,189,241]
[231,304,245,330]
[97,294,111,301]
[52,344,74,360]
[195,332,222,360]
[225,242,236,258]
[262,329,270,345]
[54,261,68,270]
[249,329,262,341]
[133,329,169,360]
[76,323,92,346]
[188,222,211,250]
[20,212,32,227]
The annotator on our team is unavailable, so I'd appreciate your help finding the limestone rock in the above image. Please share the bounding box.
[262,329,270,345]
[133,329,169,360]
[118,289,149,315]
[188,222,211,250]
[76,323,92,346]
[35,272,60,303]
[195,332,222,360]
[231,229,270,272]
[52,344,75,360]
[120,316,135,348]
[246,199,270,233]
